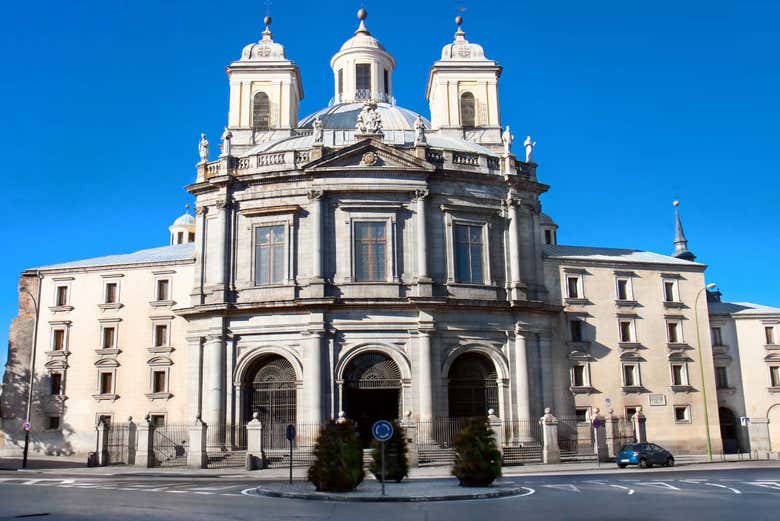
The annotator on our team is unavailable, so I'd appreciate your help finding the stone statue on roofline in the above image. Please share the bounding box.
[502,125,514,157]
[414,114,427,146]
[220,127,232,157]
[313,116,324,145]
[524,135,537,163]
[198,133,209,163]
[355,100,382,135]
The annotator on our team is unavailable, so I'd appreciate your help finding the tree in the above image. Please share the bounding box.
[369,420,408,482]
[451,417,502,487]
[307,420,365,492]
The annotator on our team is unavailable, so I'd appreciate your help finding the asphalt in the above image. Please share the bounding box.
[0,463,779,520]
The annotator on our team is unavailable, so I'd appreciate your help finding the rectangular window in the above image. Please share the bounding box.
[623,364,637,387]
[52,329,65,351]
[570,320,583,342]
[454,224,484,284]
[50,373,62,395]
[104,282,118,304]
[566,276,580,299]
[255,225,286,285]
[572,365,586,387]
[354,222,387,282]
[154,324,168,347]
[770,366,780,387]
[625,406,638,419]
[150,414,166,428]
[671,364,686,386]
[663,281,677,302]
[156,279,170,301]
[674,406,691,423]
[383,69,389,96]
[575,408,588,423]
[355,63,371,94]
[99,372,113,395]
[188,232,195,243]
[544,230,552,245]
[102,327,116,349]
[56,286,68,306]
[338,68,343,97]
[711,327,723,346]
[715,366,728,389]
[616,278,629,300]
[619,321,633,343]
[152,370,167,393]
[667,322,680,343]
[766,326,776,345]
[177,231,183,244]
[46,416,61,430]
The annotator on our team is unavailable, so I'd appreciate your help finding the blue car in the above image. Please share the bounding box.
[617,443,675,468]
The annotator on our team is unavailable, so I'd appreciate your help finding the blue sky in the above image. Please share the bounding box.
[2,0,779,369]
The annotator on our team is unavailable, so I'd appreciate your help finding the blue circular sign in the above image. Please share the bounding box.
[372,420,394,442]
[592,418,602,429]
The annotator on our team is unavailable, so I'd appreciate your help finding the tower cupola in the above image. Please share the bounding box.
[330,9,396,104]
[169,207,195,245]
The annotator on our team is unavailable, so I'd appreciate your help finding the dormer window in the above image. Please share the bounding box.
[355,63,371,97]
[252,92,270,130]
[460,92,476,128]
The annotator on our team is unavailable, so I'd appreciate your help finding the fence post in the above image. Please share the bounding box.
[592,408,609,462]
[632,406,647,443]
[402,420,419,468]
[488,409,503,457]
[127,417,137,465]
[245,413,264,471]
[135,417,154,467]
[604,409,621,459]
[96,420,109,466]
[187,418,208,469]
[541,408,561,464]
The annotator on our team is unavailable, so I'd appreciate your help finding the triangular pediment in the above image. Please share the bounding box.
[304,139,435,173]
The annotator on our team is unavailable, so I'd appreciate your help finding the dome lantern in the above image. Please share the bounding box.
[169,206,196,245]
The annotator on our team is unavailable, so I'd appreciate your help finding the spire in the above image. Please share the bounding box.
[672,201,696,261]
[355,8,369,35]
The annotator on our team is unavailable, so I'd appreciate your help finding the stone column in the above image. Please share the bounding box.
[187,419,208,469]
[417,330,434,423]
[592,408,609,462]
[538,333,554,415]
[541,408,561,464]
[211,200,228,292]
[604,409,621,459]
[507,198,524,301]
[186,337,203,423]
[514,327,532,440]
[135,419,154,468]
[632,406,647,443]
[415,190,432,296]
[305,331,323,425]
[308,190,324,297]
[245,413,264,471]
[202,335,225,440]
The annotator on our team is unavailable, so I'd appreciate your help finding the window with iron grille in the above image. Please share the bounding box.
[460,92,475,127]
[252,92,270,130]
[255,225,286,285]
[448,353,498,418]
[354,222,386,282]
[454,223,484,284]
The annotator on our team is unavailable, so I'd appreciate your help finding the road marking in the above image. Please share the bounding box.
[240,487,258,497]
[748,481,780,491]
[679,479,706,484]
[636,482,680,491]
[609,485,635,495]
[192,492,215,495]
[221,493,245,497]
[187,485,240,491]
[543,484,580,493]
[705,483,741,494]
[166,490,190,494]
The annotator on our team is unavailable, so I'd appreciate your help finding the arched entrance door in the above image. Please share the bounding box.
[343,352,401,445]
[243,355,297,449]
[448,352,499,418]
[718,407,739,454]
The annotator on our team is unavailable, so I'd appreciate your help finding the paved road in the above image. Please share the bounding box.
[1,465,779,520]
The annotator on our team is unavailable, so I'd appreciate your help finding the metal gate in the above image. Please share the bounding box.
[447,354,499,418]
[151,424,189,467]
[557,417,598,462]
[103,422,131,465]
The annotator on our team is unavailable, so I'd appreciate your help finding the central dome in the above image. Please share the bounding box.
[299,102,430,131]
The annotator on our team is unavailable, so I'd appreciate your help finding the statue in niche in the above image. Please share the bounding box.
[356,100,382,135]
[414,114,427,146]
[502,125,514,157]
[198,133,209,163]
[313,116,324,145]
[524,135,537,163]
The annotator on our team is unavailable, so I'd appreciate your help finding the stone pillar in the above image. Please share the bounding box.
[202,335,225,440]
[632,406,647,443]
[96,420,109,466]
[401,420,419,468]
[488,409,503,457]
[245,413,264,471]
[514,327,532,440]
[592,408,609,462]
[135,418,154,468]
[308,190,324,297]
[305,331,323,425]
[538,333,554,415]
[127,417,137,465]
[417,331,434,423]
[604,409,621,459]
[747,418,770,455]
[186,337,203,423]
[188,419,208,469]
[212,200,228,290]
[507,198,524,301]
[415,190,432,296]
[541,408,561,464]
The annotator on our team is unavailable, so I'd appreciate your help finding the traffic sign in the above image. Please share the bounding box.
[285,424,296,441]
[22,422,31,432]
[372,420,394,442]
[592,418,602,429]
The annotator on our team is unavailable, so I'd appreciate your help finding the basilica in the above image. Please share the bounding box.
[3,10,779,463]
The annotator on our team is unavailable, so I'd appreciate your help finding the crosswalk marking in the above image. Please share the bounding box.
[705,483,741,494]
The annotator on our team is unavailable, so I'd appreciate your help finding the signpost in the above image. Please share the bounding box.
[592,418,602,468]
[371,420,394,497]
[22,421,31,432]
[285,424,296,484]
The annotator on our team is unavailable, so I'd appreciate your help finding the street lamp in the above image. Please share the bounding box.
[694,282,717,462]
[19,283,40,470]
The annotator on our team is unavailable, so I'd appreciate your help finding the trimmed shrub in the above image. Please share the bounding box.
[307,420,365,492]
[451,417,502,487]
[369,420,408,482]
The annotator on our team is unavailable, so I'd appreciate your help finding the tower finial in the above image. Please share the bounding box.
[262,15,272,39]
[454,14,465,38]
[355,7,369,34]
[672,200,696,261]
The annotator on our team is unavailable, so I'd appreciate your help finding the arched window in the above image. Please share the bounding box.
[244,355,296,448]
[460,92,476,128]
[252,92,270,130]
[448,352,498,418]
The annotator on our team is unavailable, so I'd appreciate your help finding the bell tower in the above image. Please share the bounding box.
[225,17,304,153]
[426,16,503,146]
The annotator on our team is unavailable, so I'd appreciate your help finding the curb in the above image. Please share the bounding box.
[249,482,534,502]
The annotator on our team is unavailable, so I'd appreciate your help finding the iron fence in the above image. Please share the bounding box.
[501,419,543,465]
[103,422,133,465]
[151,424,189,468]
[262,422,320,469]
[556,417,597,462]
[206,423,247,469]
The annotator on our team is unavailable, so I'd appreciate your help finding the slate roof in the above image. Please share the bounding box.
[34,243,195,271]
[543,244,705,267]
[708,301,780,316]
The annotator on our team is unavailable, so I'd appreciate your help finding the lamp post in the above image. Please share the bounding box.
[694,282,717,462]
[19,282,41,470]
